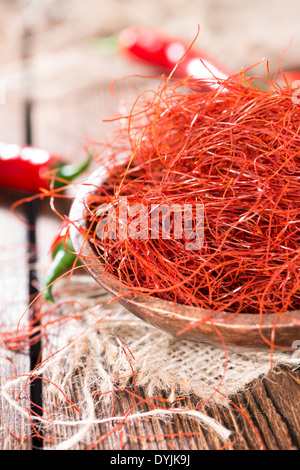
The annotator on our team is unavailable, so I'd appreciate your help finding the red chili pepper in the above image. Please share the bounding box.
[281,70,300,87]
[0,142,91,193]
[118,26,230,88]
[44,221,81,303]
[49,220,70,255]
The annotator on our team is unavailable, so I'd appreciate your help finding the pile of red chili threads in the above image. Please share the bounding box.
[85,70,300,317]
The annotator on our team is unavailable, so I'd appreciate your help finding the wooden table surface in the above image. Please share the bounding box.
[0,1,300,451]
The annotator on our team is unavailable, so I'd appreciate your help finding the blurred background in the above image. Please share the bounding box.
[0,0,300,157]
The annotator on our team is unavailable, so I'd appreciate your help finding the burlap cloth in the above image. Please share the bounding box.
[2,275,299,449]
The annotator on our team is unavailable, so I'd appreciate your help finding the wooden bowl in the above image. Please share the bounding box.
[69,168,300,352]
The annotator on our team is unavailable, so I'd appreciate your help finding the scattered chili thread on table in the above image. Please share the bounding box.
[213,388,266,450]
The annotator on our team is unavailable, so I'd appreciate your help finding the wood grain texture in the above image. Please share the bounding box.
[0,7,39,448]
[0,184,31,450]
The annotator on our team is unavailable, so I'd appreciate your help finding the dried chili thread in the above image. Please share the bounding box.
[82,70,300,318]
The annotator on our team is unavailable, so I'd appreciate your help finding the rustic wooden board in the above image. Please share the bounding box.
[0,3,34,449]
[0,191,32,450]
[0,104,32,449]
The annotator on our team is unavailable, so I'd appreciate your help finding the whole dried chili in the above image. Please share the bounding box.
[0,142,91,193]
[0,142,90,303]
[43,221,81,303]
[281,70,300,88]
[118,26,230,88]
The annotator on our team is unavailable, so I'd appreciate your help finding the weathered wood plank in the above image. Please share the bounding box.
[0,182,32,450]
[0,2,34,450]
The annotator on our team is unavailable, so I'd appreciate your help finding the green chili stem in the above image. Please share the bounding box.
[54,154,92,189]
[43,241,80,303]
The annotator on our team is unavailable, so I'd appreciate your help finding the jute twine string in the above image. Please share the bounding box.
[1,275,299,449]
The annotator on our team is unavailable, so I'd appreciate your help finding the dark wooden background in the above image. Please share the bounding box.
[0,0,300,450]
